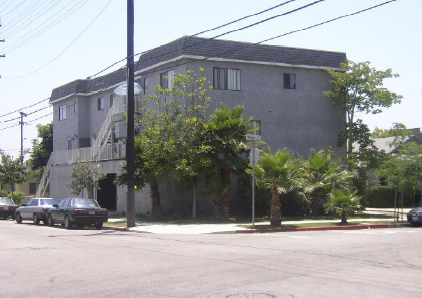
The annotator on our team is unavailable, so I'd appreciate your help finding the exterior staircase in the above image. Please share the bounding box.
[35,154,53,198]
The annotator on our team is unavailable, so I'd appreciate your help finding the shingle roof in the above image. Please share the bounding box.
[50,36,346,103]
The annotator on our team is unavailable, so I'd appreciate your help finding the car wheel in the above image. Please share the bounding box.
[33,213,40,225]
[64,216,72,230]
[47,215,54,227]
[94,222,103,230]
[15,212,22,224]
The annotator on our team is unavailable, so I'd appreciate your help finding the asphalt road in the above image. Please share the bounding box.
[1,219,421,298]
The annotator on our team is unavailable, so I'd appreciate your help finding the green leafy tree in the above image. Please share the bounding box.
[169,69,212,218]
[28,122,53,176]
[203,105,252,220]
[302,149,353,216]
[324,60,402,170]
[324,189,361,224]
[252,149,303,226]
[372,123,410,138]
[67,161,104,199]
[0,152,27,195]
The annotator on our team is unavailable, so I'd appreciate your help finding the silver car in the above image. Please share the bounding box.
[15,198,59,225]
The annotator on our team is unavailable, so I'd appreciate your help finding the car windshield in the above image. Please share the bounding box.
[0,198,13,205]
[72,199,100,208]
[41,199,59,206]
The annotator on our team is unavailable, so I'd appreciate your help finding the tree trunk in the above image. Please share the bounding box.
[341,210,348,224]
[219,166,231,221]
[312,189,319,217]
[270,188,281,226]
[191,180,197,219]
[150,182,163,218]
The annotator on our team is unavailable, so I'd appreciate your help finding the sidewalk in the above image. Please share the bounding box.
[110,209,410,234]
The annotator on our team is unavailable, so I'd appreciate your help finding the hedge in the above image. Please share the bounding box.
[364,185,420,208]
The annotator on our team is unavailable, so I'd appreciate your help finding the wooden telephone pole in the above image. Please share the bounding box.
[126,0,136,227]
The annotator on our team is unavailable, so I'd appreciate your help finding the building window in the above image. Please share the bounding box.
[67,139,73,150]
[143,77,148,94]
[213,67,241,91]
[160,70,174,89]
[283,73,296,89]
[97,97,104,110]
[59,105,67,121]
[29,183,37,195]
[73,101,77,113]
[110,94,114,108]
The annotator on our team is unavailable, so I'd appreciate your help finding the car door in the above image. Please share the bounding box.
[55,199,68,223]
[26,199,39,219]
[20,199,32,219]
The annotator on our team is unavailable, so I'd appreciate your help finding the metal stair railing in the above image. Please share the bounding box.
[92,99,124,161]
[35,154,53,198]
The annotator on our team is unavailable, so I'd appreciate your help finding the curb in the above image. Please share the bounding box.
[235,223,406,234]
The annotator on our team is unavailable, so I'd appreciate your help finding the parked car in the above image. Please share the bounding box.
[407,207,422,226]
[0,197,18,220]
[47,198,108,230]
[15,198,59,225]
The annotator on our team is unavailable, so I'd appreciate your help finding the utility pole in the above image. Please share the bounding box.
[1,19,5,78]
[126,0,136,227]
[19,112,27,164]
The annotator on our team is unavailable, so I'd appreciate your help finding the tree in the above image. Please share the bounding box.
[67,161,103,199]
[169,69,212,218]
[302,149,353,217]
[324,60,402,170]
[28,122,53,174]
[252,149,303,226]
[324,189,361,224]
[203,105,252,220]
[0,152,27,195]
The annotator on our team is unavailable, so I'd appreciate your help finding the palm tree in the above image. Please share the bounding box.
[253,149,303,226]
[302,149,353,217]
[324,189,361,224]
[204,105,252,220]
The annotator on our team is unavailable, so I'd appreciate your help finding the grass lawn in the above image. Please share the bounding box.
[237,221,393,230]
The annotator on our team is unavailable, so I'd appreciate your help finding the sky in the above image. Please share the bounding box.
[0,0,421,159]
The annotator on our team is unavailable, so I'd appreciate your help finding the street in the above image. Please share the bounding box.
[1,219,421,298]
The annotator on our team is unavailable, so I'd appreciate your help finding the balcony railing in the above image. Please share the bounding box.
[51,143,126,165]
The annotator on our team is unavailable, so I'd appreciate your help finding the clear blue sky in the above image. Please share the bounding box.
[0,0,420,158]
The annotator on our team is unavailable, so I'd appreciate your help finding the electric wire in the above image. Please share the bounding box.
[0,98,50,118]
[0,0,399,131]
[4,0,113,79]
[1,0,62,39]
[2,0,91,53]
[0,0,28,18]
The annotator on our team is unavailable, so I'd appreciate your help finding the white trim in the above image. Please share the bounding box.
[52,54,343,103]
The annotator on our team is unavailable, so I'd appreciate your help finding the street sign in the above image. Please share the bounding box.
[246,134,261,141]
[93,171,99,181]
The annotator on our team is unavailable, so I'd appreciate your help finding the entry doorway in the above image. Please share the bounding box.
[97,173,117,211]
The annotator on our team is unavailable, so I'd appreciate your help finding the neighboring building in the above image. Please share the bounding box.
[43,36,347,215]
[1,177,39,196]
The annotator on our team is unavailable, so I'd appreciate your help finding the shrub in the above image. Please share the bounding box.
[364,186,415,208]
[8,191,26,206]
[0,189,8,197]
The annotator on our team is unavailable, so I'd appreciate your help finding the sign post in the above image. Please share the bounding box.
[247,134,260,227]
[93,171,99,202]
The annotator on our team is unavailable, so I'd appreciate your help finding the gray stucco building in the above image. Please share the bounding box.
[42,36,346,215]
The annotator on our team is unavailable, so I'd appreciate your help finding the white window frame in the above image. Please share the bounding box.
[160,70,174,89]
[59,105,67,121]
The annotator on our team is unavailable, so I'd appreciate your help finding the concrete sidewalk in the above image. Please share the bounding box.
[110,216,408,235]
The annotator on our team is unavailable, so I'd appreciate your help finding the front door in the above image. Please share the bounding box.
[97,174,117,211]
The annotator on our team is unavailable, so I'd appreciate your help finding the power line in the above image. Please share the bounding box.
[127,0,401,79]
[0,0,28,18]
[4,0,113,79]
[0,98,49,118]
[0,0,398,126]
[90,0,316,79]
[2,0,91,54]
